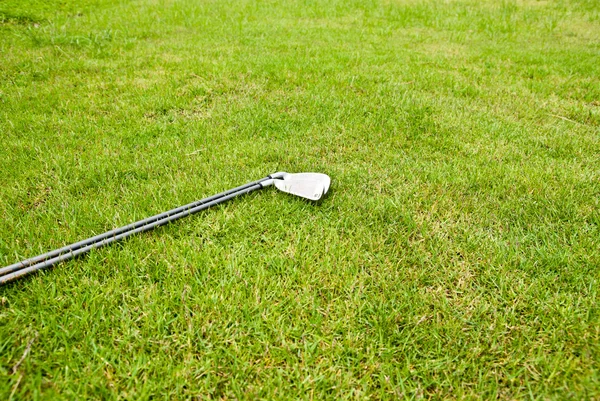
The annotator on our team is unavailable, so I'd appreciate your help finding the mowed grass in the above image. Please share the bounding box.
[0,0,599,398]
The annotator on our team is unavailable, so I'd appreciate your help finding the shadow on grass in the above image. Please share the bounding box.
[0,11,43,25]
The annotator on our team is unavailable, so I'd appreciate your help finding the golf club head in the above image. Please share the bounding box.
[274,173,331,201]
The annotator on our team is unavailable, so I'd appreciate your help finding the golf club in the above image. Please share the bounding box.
[0,172,331,285]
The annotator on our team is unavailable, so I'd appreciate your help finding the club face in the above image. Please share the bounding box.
[274,173,331,201]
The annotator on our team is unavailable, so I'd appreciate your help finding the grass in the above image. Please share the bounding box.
[0,0,598,398]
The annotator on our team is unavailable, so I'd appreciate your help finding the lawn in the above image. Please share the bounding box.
[0,0,598,398]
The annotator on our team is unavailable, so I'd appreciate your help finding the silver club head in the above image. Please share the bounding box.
[272,172,331,201]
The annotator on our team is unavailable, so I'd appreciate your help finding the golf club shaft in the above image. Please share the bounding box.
[0,183,266,285]
[0,176,272,278]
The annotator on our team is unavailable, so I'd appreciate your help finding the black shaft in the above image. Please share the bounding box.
[0,176,270,278]
[0,182,265,285]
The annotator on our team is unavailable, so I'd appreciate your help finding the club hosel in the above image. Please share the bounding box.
[261,172,289,187]
[268,172,289,180]
[259,179,276,188]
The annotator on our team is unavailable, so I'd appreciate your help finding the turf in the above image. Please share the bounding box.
[0,0,598,398]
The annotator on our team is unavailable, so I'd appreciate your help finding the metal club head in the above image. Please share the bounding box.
[272,172,331,201]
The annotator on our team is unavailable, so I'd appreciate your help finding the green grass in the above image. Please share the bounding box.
[1,0,598,398]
